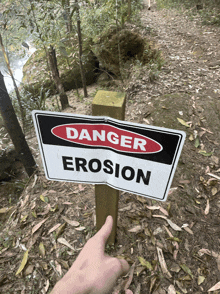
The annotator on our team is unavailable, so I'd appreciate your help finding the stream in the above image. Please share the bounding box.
[0,44,36,93]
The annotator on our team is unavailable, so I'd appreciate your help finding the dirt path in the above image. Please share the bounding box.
[1,4,220,294]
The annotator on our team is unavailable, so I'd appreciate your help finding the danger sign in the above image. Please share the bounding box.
[32,110,185,201]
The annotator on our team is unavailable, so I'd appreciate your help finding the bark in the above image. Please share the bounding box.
[0,71,36,177]
[0,33,25,130]
[48,46,69,109]
[75,0,88,98]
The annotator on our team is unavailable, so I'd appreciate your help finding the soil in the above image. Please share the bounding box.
[1,3,220,294]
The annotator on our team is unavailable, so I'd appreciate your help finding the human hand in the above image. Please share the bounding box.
[51,215,132,294]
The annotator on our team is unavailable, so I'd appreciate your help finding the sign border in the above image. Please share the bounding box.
[32,110,186,201]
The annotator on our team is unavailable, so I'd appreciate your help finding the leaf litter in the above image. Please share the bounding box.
[1,3,220,294]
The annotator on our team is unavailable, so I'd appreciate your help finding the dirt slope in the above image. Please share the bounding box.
[1,3,220,294]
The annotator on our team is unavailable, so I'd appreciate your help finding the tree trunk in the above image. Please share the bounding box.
[127,0,131,22]
[65,0,73,34]
[75,0,88,98]
[0,71,36,177]
[48,46,69,109]
[0,33,25,130]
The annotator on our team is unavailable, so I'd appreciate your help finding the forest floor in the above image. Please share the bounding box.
[1,2,220,294]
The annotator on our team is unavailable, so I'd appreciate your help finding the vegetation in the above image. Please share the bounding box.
[157,0,220,25]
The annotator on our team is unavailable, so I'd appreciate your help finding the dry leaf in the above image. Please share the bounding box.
[177,118,190,127]
[55,260,62,276]
[175,280,187,293]
[198,275,205,285]
[40,194,48,203]
[0,207,13,214]
[32,217,49,234]
[156,247,172,278]
[75,226,86,231]
[24,264,34,276]
[138,257,152,270]
[128,225,142,233]
[199,150,213,157]
[57,237,75,251]
[124,262,135,291]
[55,223,67,239]
[208,281,220,292]
[16,250,29,275]
[183,226,193,235]
[207,173,220,181]
[42,279,50,294]
[39,242,46,257]
[61,215,80,227]
[48,223,61,234]
[152,215,167,220]
[168,285,176,294]
[146,205,160,210]
[159,207,169,216]
[166,219,182,231]
[204,199,210,215]
[212,187,218,196]
[180,264,193,279]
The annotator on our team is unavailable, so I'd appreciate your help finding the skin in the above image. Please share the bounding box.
[51,215,133,294]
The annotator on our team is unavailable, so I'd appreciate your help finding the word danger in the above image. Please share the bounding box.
[62,156,151,185]
[52,124,162,154]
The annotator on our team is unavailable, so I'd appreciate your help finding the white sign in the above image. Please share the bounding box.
[32,110,185,201]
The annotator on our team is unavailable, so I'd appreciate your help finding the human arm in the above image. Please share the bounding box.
[51,215,131,294]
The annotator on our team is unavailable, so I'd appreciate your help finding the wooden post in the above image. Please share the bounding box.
[92,90,126,244]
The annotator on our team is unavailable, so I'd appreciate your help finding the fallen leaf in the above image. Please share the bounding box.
[57,238,75,251]
[0,207,13,214]
[166,219,182,231]
[75,226,86,231]
[61,215,80,227]
[24,264,34,276]
[212,187,218,196]
[152,215,167,220]
[55,223,67,239]
[149,276,157,293]
[43,279,50,294]
[189,134,194,141]
[168,284,176,294]
[198,275,205,285]
[199,150,213,157]
[55,260,62,276]
[32,217,49,234]
[208,281,220,292]
[48,223,61,234]
[124,262,135,291]
[146,205,160,210]
[16,250,29,275]
[175,280,187,293]
[157,247,172,278]
[40,194,49,203]
[128,225,142,233]
[180,264,193,279]
[204,199,210,215]
[177,118,190,127]
[138,257,152,270]
[194,137,200,148]
[39,242,46,257]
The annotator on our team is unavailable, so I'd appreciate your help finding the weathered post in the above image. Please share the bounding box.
[0,71,36,177]
[92,90,126,244]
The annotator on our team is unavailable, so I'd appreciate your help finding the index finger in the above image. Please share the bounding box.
[93,215,113,250]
